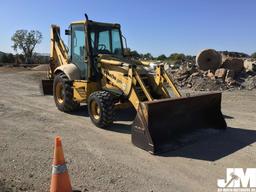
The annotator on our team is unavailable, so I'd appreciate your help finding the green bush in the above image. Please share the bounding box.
[157,54,167,60]
[0,53,15,63]
[169,53,186,61]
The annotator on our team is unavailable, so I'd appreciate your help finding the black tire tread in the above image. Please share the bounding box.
[88,91,114,128]
[53,73,80,112]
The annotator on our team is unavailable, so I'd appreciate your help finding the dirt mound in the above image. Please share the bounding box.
[170,68,228,91]
[32,64,49,71]
[168,49,256,91]
[169,66,256,91]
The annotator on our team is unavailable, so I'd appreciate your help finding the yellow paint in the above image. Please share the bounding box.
[73,81,100,102]
[50,20,183,111]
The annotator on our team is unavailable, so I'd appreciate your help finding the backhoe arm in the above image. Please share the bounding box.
[49,25,69,78]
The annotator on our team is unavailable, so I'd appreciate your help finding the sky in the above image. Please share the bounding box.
[0,0,255,57]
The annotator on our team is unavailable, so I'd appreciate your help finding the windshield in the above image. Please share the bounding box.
[89,27,123,56]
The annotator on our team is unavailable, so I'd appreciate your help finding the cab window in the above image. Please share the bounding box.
[112,29,122,55]
[71,24,87,79]
[98,30,111,54]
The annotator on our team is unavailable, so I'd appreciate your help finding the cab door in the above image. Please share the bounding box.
[71,24,88,80]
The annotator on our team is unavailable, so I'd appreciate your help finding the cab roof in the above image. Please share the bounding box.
[71,20,121,28]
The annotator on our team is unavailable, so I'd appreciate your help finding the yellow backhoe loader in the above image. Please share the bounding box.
[42,14,227,154]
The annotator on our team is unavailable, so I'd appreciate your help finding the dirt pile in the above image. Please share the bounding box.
[32,64,49,71]
[168,50,256,91]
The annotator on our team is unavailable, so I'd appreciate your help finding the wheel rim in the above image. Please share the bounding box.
[55,81,64,104]
[91,100,101,120]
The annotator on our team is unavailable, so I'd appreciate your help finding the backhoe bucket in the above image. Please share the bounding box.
[131,92,227,154]
[40,80,53,95]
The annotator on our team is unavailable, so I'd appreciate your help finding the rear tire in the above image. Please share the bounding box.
[53,73,80,112]
[88,91,114,128]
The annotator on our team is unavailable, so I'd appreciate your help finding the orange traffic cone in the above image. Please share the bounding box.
[50,136,72,192]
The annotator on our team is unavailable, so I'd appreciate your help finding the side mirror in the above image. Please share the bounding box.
[123,48,131,57]
[65,29,71,35]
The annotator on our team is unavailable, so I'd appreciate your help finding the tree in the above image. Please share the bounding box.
[157,54,167,60]
[142,53,153,60]
[0,53,16,63]
[0,54,9,63]
[130,50,140,58]
[15,54,25,64]
[169,53,186,61]
[7,53,15,63]
[11,30,42,63]
[251,52,256,58]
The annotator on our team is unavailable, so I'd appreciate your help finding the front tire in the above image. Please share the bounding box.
[88,91,114,128]
[53,73,80,112]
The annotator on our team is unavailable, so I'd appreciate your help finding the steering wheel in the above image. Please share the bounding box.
[98,44,107,50]
[73,53,84,65]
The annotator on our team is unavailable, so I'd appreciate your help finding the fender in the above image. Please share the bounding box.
[54,63,81,80]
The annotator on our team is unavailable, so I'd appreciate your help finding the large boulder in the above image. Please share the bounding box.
[222,58,244,74]
[196,49,222,71]
[244,59,256,72]
[215,68,227,79]
[225,70,235,85]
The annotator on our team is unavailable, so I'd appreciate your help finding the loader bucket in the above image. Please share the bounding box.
[131,92,227,154]
[40,79,53,95]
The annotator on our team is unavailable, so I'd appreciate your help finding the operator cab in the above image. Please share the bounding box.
[88,23,124,56]
[67,20,124,80]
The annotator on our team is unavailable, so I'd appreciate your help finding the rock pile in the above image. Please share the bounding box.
[168,49,256,91]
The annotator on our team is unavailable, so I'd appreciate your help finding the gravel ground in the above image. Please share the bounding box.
[0,67,255,192]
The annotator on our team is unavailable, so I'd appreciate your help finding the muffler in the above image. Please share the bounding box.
[131,92,227,154]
